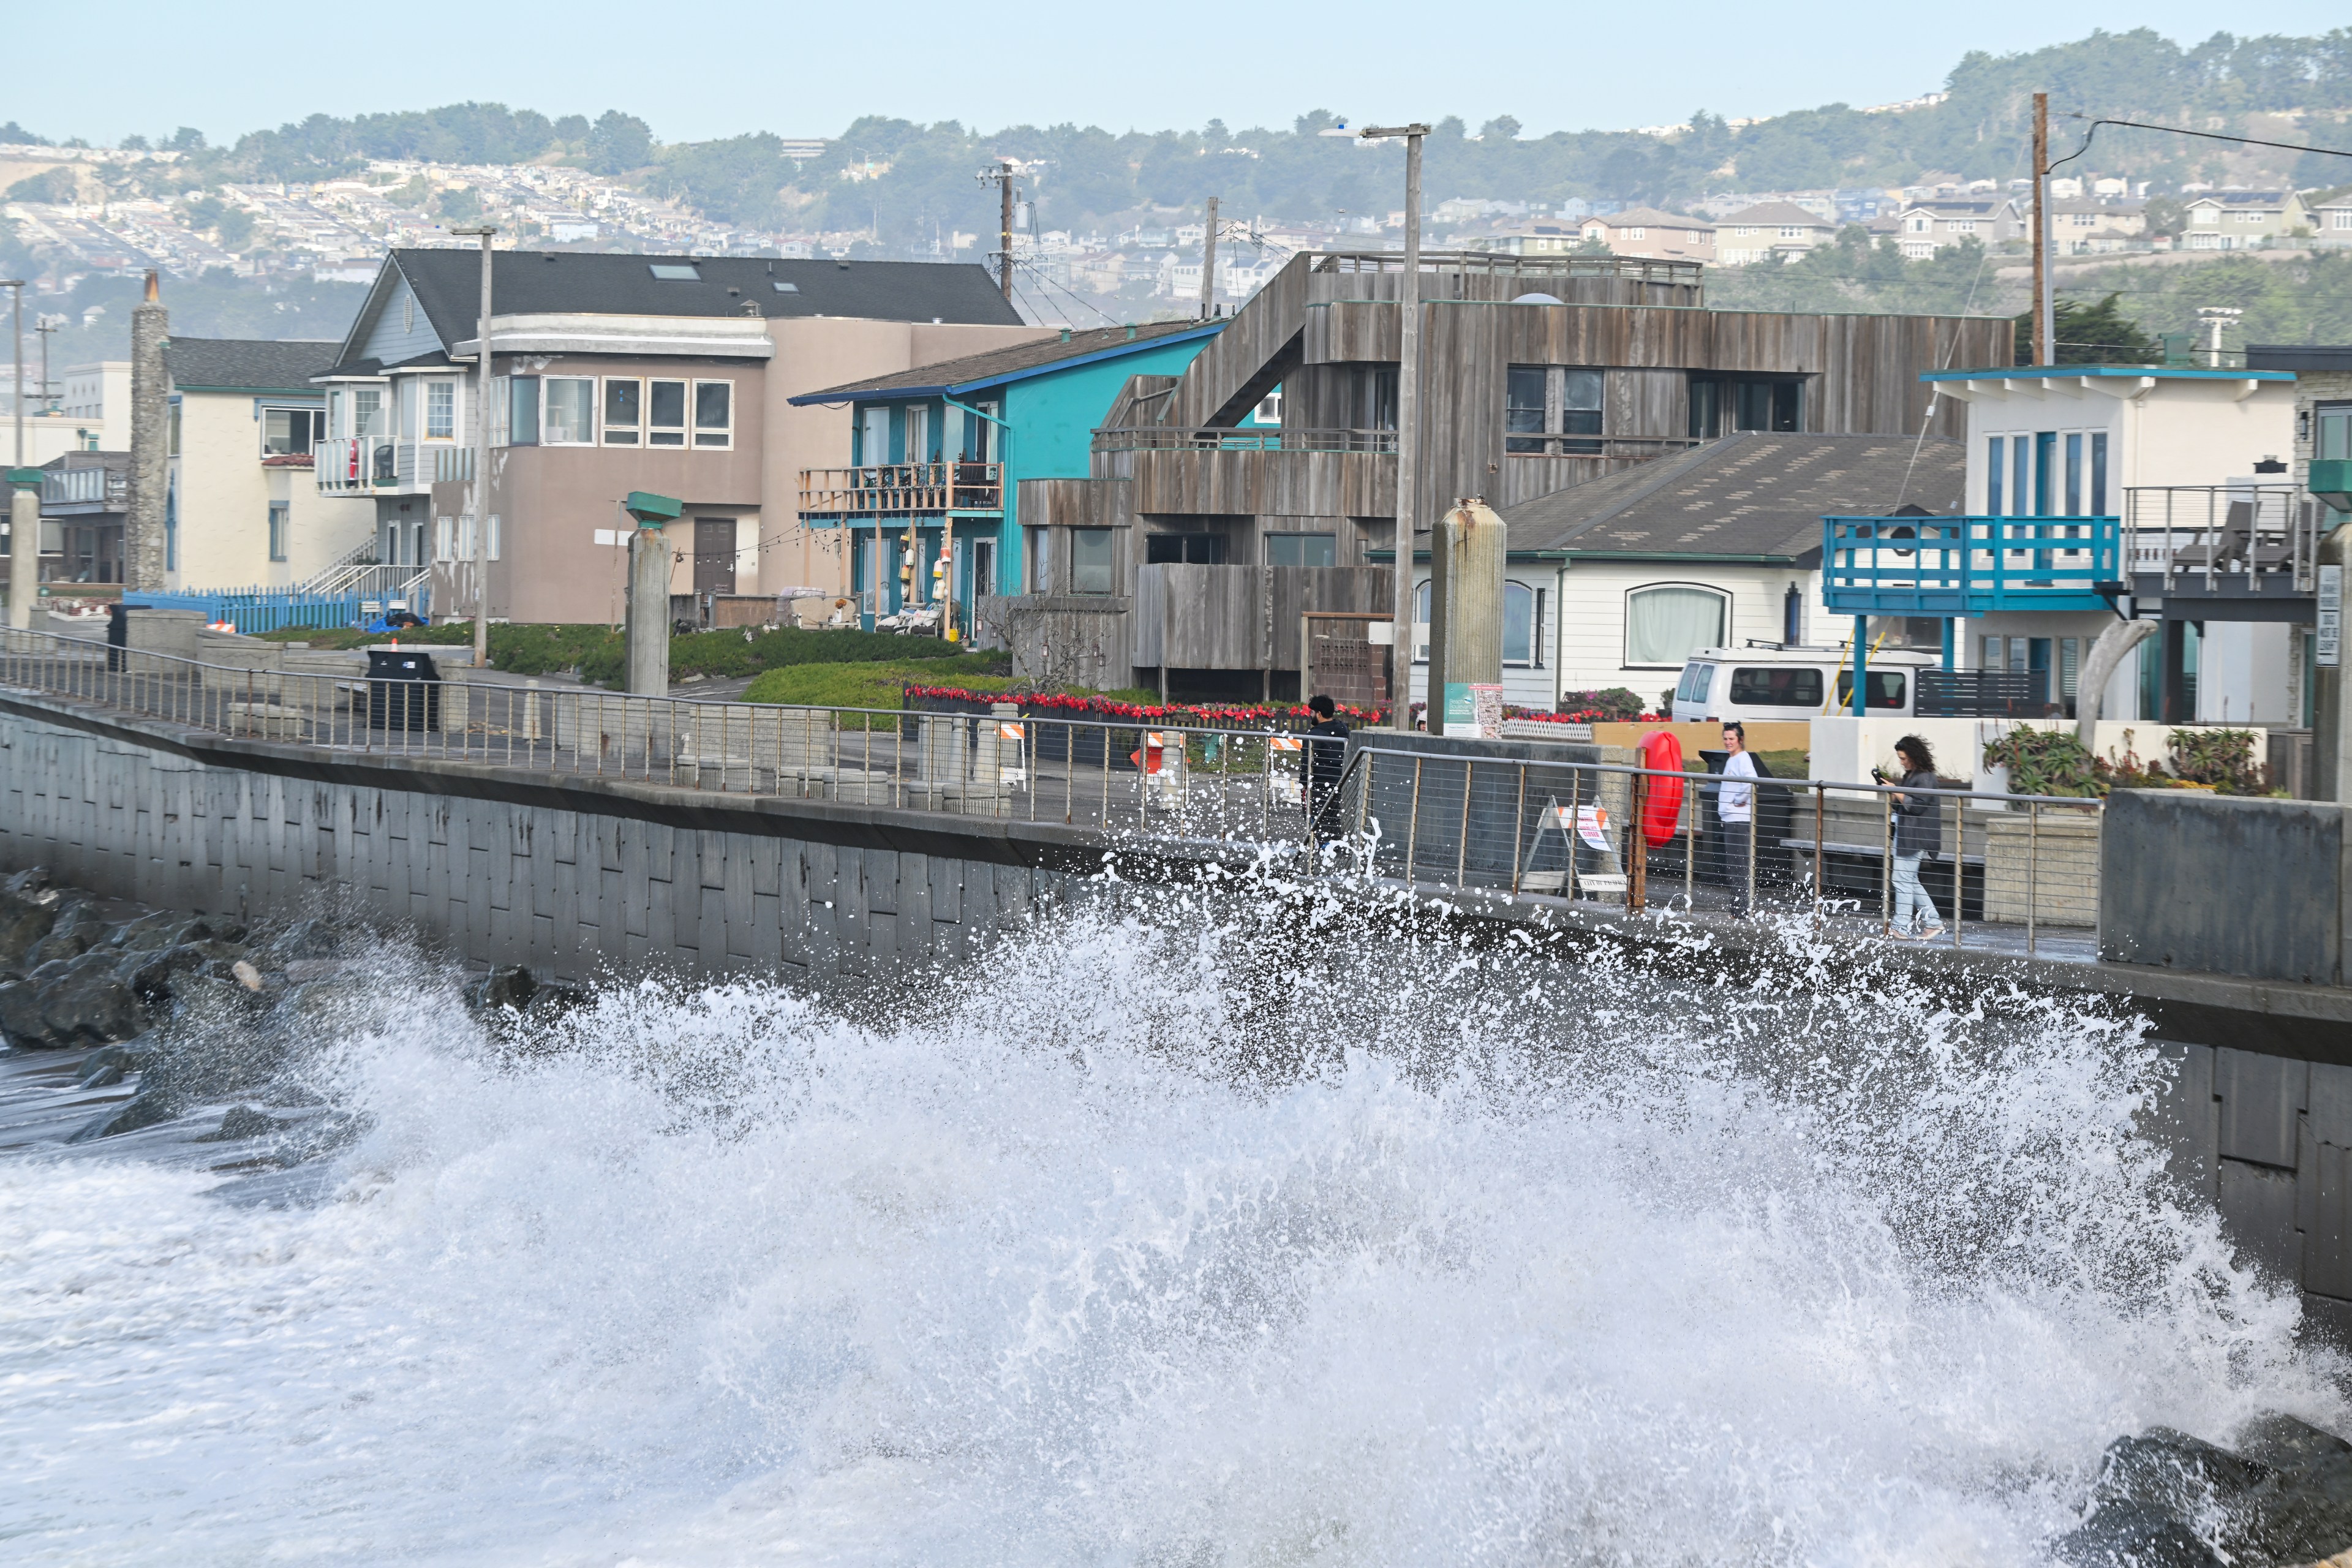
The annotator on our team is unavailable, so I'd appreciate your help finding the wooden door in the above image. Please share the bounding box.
[694,518,736,595]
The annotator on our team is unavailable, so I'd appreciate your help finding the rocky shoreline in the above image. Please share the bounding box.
[0,865,577,1151]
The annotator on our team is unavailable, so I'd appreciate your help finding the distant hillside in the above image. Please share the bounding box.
[20,28,2351,246]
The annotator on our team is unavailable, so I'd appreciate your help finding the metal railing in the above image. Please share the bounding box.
[0,629,1321,839]
[40,467,123,506]
[1311,251,1705,288]
[0,625,2106,959]
[1822,514,2122,616]
[1091,426,1398,453]
[2124,484,2321,595]
[798,463,1003,518]
[1319,744,2103,960]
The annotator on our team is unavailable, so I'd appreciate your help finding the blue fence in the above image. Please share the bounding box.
[125,582,432,635]
[1820,514,2122,617]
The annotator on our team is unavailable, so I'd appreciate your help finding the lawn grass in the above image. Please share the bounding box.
[257,620,1006,687]
[741,657,1021,724]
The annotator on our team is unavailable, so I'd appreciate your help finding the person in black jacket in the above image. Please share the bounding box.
[1302,694,1350,829]
[1882,734,1945,940]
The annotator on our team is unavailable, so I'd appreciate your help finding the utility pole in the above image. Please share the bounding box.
[2032,91,2052,368]
[1199,195,1219,321]
[1361,124,1428,732]
[451,226,497,666]
[4,279,23,467]
[976,161,1017,301]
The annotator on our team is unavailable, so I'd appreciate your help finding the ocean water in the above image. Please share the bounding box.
[0,883,2338,1566]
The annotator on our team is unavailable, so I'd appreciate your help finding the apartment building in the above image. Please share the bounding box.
[1893,198,2025,258]
[1572,208,1715,264]
[1712,202,1838,265]
[311,249,1043,624]
[2182,190,2315,249]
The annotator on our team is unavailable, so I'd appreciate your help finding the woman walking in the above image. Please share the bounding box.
[1886,735,1945,941]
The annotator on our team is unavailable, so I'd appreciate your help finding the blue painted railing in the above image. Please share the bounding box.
[126,582,432,635]
[1820,514,2122,616]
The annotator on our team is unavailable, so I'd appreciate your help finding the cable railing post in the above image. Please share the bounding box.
[2027,796,2039,958]
[1509,760,1528,897]
[1406,756,1424,887]
[1566,767,1581,902]
[1455,760,1472,891]
[1813,784,1825,925]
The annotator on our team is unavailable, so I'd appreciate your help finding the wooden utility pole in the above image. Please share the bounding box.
[1362,124,1429,732]
[2032,91,2052,368]
[1199,195,1219,320]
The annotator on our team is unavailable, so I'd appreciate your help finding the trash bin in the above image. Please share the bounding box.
[365,647,441,732]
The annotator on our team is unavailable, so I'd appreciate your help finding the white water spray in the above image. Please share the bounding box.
[0,887,2337,1566]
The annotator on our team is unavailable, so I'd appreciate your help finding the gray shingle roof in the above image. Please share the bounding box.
[1500,432,1966,562]
[385,249,1020,350]
[164,337,342,392]
[791,319,1219,403]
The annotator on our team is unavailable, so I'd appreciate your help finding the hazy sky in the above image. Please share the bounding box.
[13,1,2349,148]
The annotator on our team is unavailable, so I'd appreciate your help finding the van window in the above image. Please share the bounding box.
[1676,663,1715,704]
[1729,667,1823,707]
[1834,670,1908,710]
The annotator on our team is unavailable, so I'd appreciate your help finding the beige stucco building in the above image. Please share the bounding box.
[164,339,377,590]
[314,249,1043,624]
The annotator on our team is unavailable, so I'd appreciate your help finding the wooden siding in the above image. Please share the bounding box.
[1017,477,1129,530]
[1133,564,1390,669]
[1128,447,1395,518]
[1168,257,1315,429]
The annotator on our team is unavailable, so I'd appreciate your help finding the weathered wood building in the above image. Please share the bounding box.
[979,249,2010,701]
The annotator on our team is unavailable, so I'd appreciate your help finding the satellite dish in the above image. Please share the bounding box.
[1512,292,1565,305]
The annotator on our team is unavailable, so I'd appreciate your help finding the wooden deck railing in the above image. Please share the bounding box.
[798,463,1002,517]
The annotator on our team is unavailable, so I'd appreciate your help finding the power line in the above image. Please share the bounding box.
[2050,114,2352,174]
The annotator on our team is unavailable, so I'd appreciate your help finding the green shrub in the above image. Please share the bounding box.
[2169,727,2269,794]
[741,657,1020,721]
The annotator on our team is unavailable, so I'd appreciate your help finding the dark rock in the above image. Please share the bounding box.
[198,1105,281,1142]
[0,981,50,1048]
[1,867,56,905]
[109,913,183,953]
[2052,1501,2225,1567]
[26,929,93,966]
[120,942,243,1006]
[33,950,150,1047]
[2229,1444,2352,1566]
[263,918,342,962]
[166,914,247,949]
[2233,1414,2352,1469]
[75,1040,154,1089]
[0,900,56,967]
[466,964,538,1012]
[65,1089,178,1143]
[522,981,592,1024]
[2092,1428,2270,1522]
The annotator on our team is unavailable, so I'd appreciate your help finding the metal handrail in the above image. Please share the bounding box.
[1091,426,1398,453]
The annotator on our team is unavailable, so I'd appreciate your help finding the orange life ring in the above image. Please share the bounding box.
[1637,730,1685,848]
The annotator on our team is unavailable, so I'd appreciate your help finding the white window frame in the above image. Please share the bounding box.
[435,515,455,562]
[601,376,642,447]
[1503,579,1544,667]
[259,406,322,457]
[692,379,734,450]
[266,501,290,562]
[424,379,457,441]
[647,379,688,447]
[540,376,597,446]
[1623,582,1730,670]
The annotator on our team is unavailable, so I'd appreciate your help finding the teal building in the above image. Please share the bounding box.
[790,320,1224,628]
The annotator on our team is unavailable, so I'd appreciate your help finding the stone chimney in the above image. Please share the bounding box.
[124,271,168,591]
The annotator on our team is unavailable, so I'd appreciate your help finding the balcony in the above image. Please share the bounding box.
[40,467,126,508]
[1821,514,2123,616]
[798,463,1003,521]
[316,437,473,495]
[2124,485,2323,612]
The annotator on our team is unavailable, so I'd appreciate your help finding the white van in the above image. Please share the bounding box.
[1670,644,1939,723]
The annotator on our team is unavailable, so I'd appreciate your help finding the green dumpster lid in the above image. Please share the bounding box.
[624,490,682,523]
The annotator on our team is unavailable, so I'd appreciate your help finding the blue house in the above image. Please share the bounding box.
[790,320,1223,628]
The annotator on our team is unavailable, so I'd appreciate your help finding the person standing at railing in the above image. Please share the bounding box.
[105,603,128,673]
[1717,722,1758,917]
[1880,735,1945,941]
[1302,693,1350,829]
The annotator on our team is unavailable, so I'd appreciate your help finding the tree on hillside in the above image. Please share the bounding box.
[2012,292,2162,365]
[586,111,652,175]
